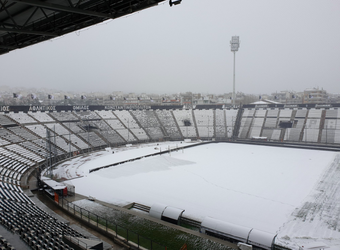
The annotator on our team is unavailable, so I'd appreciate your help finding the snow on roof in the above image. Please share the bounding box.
[149,203,167,219]
[248,229,277,249]
[201,217,250,241]
[251,101,270,105]
[251,99,281,105]
[162,206,185,220]
[41,176,66,190]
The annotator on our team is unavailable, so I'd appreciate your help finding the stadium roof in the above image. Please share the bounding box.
[0,0,165,56]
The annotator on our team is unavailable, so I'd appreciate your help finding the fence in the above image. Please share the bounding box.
[57,197,167,250]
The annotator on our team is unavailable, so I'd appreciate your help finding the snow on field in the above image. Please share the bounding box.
[52,141,191,179]
[57,142,340,249]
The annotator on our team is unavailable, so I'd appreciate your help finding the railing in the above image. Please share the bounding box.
[64,235,89,249]
[57,197,167,250]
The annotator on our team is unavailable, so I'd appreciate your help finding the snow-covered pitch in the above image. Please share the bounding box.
[54,142,340,250]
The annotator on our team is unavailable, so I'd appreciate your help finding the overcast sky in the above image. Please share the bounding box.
[1,0,340,95]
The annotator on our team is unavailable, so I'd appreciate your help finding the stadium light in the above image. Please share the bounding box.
[230,36,240,107]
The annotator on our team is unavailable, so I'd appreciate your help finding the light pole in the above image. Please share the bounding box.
[230,36,240,107]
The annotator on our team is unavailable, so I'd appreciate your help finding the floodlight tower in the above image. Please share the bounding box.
[230,36,240,107]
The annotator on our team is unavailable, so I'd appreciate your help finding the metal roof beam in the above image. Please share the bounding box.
[0,27,57,36]
[11,0,114,19]
[0,45,17,49]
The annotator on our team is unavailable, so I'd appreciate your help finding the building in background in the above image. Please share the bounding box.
[303,88,328,104]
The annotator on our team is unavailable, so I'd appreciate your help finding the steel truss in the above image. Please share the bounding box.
[0,0,165,55]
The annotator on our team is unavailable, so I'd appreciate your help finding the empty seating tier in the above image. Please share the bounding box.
[5,144,43,163]
[5,113,36,124]
[25,124,47,138]
[49,112,78,121]
[0,129,24,144]
[74,111,100,120]
[28,111,55,122]
[45,123,71,136]
[0,115,16,126]
[98,130,125,145]
[131,110,164,140]
[78,132,106,147]
[113,110,140,129]
[156,110,182,139]
[194,110,214,138]
[215,109,226,138]
[173,109,197,138]
[96,110,116,119]
[7,127,38,141]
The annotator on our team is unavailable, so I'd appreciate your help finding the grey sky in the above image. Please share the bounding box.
[1,0,340,95]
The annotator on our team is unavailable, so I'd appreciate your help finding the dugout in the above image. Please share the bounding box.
[41,177,68,198]
[149,203,185,225]
[200,217,276,250]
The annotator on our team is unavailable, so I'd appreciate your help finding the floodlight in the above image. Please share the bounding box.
[230,36,240,107]
[230,36,240,52]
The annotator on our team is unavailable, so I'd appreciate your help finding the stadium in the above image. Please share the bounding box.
[1,1,340,250]
[0,103,340,250]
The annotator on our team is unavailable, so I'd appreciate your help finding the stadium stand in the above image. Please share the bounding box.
[303,118,321,142]
[49,111,79,122]
[115,129,137,142]
[28,111,55,123]
[155,110,182,140]
[98,130,125,146]
[0,138,10,146]
[0,233,16,250]
[0,114,16,126]
[19,141,46,158]
[225,109,238,137]
[266,108,279,117]
[131,110,164,140]
[254,109,267,118]
[173,109,197,138]
[238,109,254,139]
[45,123,71,137]
[74,111,101,120]
[264,117,277,128]
[25,124,48,138]
[295,109,308,118]
[96,110,117,119]
[307,108,323,118]
[78,132,106,148]
[259,108,281,140]
[69,134,89,150]
[325,108,340,119]
[113,110,141,142]
[284,118,304,142]
[105,118,125,130]
[113,110,139,129]
[5,113,36,124]
[215,109,226,138]
[279,109,293,118]
[0,115,16,126]
[7,127,38,141]
[64,122,85,134]
[1,104,340,250]
[53,136,78,153]
[5,144,43,163]
[194,109,214,138]
[87,120,111,131]
[0,129,24,144]
[249,118,264,138]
